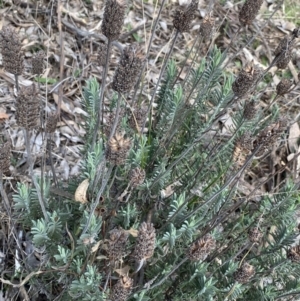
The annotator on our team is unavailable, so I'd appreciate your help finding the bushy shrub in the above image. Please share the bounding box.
[1,0,300,300]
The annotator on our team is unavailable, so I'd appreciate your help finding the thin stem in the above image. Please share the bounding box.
[47,135,58,187]
[81,165,113,236]
[224,26,242,56]
[131,0,167,106]
[158,147,259,234]
[37,79,46,200]
[179,148,260,224]
[23,128,48,222]
[172,35,202,88]
[109,93,122,140]
[0,172,10,214]
[92,40,112,149]
[141,30,179,133]
[103,270,111,292]
[14,74,19,92]
[223,1,283,70]
[275,290,300,299]
[214,47,287,124]
[91,154,106,196]
[149,95,235,191]
[144,258,188,292]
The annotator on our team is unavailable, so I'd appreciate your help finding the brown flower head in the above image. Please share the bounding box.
[0,26,24,75]
[104,108,125,138]
[239,0,264,26]
[108,228,129,262]
[133,222,156,262]
[15,84,40,130]
[200,16,215,39]
[187,234,216,261]
[248,227,262,243]
[287,245,300,262]
[106,133,131,165]
[102,0,126,41]
[129,167,146,188]
[232,131,253,167]
[243,100,256,120]
[112,45,145,94]
[234,262,255,283]
[253,120,286,156]
[128,105,148,132]
[276,79,292,96]
[45,112,59,133]
[274,36,295,69]
[32,50,45,75]
[0,142,11,175]
[111,276,133,301]
[232,64,261,97]
[173,0,198,33]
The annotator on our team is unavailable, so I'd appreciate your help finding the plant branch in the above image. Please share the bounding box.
[92,40,112,149]
[23,128,48,222]
[0,172,10,214]
[82,165,114,236]
[142,30,179,133]
[109,92,122,140]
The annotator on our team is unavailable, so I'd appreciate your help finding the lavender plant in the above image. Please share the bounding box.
[1,0,300,300]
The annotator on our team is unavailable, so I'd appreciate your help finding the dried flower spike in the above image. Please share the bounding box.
[200,16,215,39]
[187,234,216,261]
[104,108,125,137]
[106,133,131,165]
[232,132,253,167]
[0,26,24,75]
[253,120,286,156]
[239,0,264,26]
[32,50,45,75]
[15,84,40,130]
[234,262,255,283]
[128,106,148,132]
[108,228,129,262]
[111,276,133,301]
[0,142,11,175]
[133,222,156,262]
[129,167,146,188]
[243,100,256,120]
[276,79,292,96]
[173,0,198,33]
[112,45,145,94]
[287,245,300,262]
[45,112,59,133]
[238,131,253,151]
[232,64,261,97]
[248,227,262,243]
[274,36,295,69]
[102,0,126,41]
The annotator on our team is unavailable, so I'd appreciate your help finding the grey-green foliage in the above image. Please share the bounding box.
[81,141,104,181]
[78,211,102,251]
[13,181,48,226]
[11,40,300,301]
[82,78,100,151]
[127,134,150,168]
[69,265,104,301]
[31,211,62,248]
